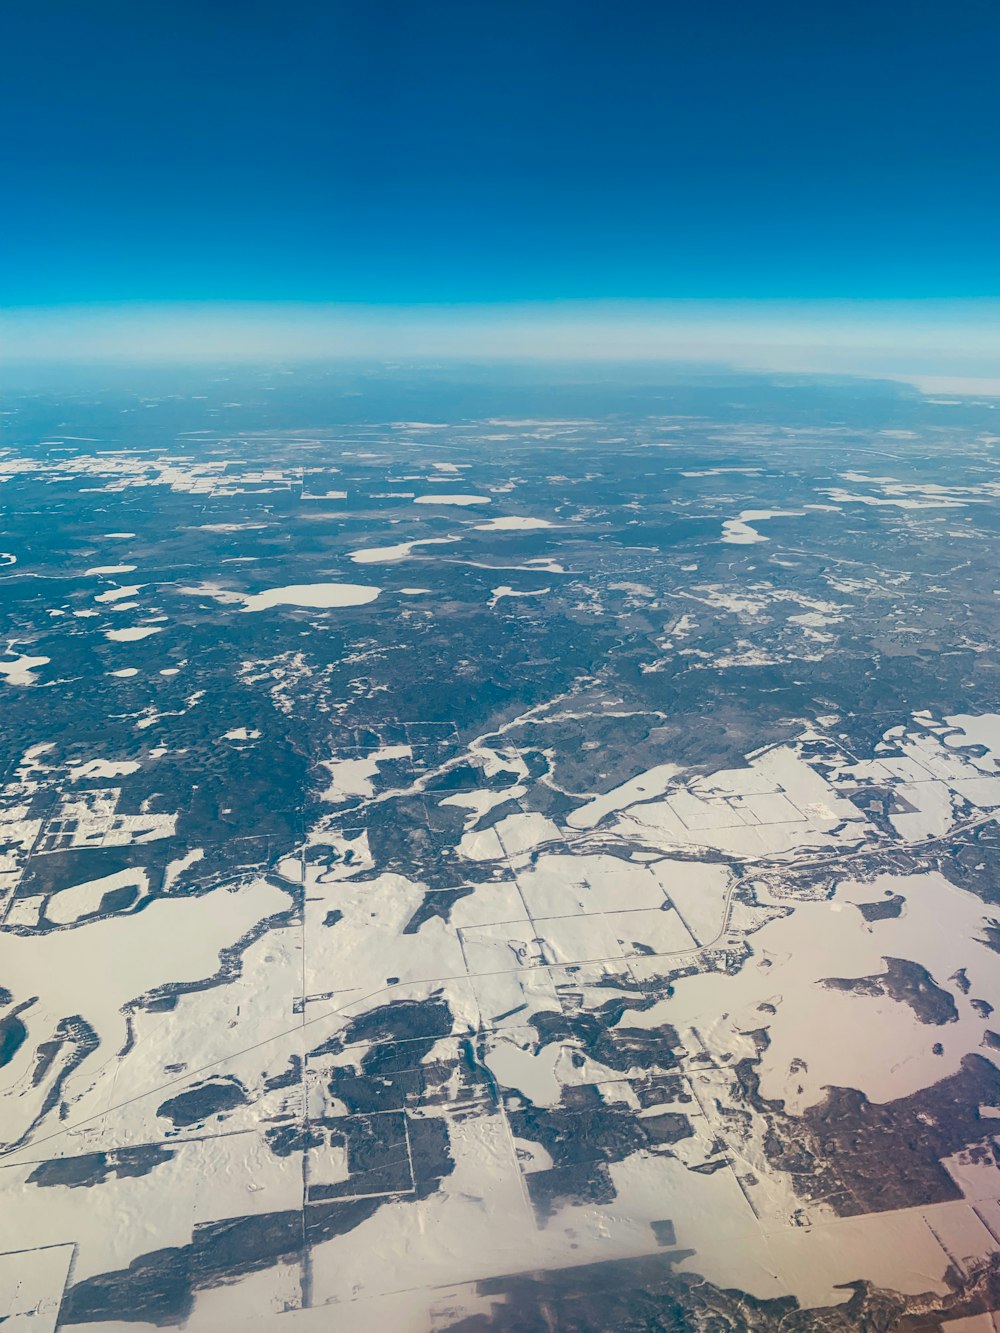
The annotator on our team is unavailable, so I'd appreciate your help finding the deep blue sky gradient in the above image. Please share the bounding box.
[4,0,1000,306]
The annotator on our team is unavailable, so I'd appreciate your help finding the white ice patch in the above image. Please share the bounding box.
[104,627,162,642]
[243,583,381,611]
[66,759,141,781]
[0,654,49,686]
[721,510,805,544]
[413,494,492,506]
[681,467,763,477]
[472,516,554,531]
[349,537,458,564]
[94,584,143,603]
[823,487,967,510]
[186,582,382,611]
[196,522,268,533]
[488,585,550,609]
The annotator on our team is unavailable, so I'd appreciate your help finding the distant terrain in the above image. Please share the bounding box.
[1,365,999,1331]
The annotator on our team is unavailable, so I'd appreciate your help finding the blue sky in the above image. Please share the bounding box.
[4,0,1000,310]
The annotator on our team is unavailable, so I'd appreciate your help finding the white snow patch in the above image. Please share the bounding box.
[320,746,411,801]
[163,846,205,891]
[46,868,149,925]
[567,763,683,830]
[66,759,141,781]
[485,1035,561,1106]
[494,811,561,856]
[0,876,289,1147]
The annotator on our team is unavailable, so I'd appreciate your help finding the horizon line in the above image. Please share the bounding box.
[2,299,999,394]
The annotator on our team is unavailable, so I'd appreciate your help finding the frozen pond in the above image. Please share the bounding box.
[241,583,381,611]
[349,537,457,564]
